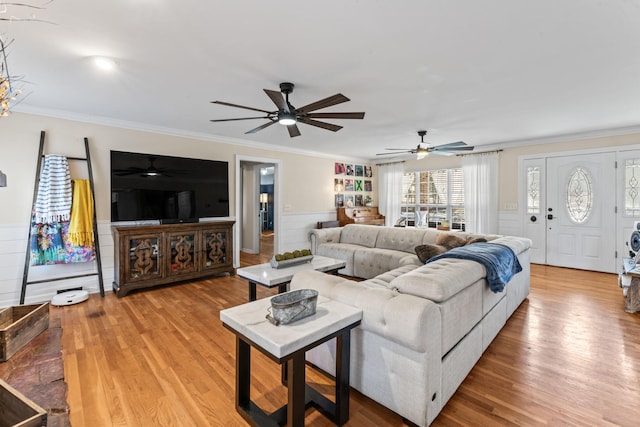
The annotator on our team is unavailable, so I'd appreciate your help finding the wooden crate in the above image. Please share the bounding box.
[0,303,50,362]
[0,379,47,427]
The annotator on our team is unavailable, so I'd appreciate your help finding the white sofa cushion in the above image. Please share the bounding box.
[315,242,361,276]
[365,264,420,289]
[353,247,421,279]
[390,258,485,302]
[376,227,427,253]
[340,224,380,247]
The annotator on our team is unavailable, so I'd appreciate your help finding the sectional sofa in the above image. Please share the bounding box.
[289,224,531,426]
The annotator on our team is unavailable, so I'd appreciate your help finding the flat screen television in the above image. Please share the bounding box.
[110,150,229,222]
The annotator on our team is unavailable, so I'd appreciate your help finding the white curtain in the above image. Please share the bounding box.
[378,162,403,226]
[462,152,499,234]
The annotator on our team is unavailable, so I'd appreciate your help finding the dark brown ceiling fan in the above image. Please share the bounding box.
[377,130,474,159]
[113,155,181,177]
[210,82,365,138]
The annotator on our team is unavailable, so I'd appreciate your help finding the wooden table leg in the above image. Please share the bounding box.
[288,352,306,427]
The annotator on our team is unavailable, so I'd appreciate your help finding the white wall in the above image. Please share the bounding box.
[0,113,372,306]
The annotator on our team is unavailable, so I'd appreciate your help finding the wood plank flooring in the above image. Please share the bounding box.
[51,239,640,426]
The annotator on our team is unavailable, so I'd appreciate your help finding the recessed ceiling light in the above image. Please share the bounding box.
[93,56,116,71]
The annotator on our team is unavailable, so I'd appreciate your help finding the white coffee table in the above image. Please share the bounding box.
[221,294,362,426]
[237,255,346,301]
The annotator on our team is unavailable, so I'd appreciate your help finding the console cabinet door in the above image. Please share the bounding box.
[201,229,230,271]
[167,231,199,276]
[124,234,163,282]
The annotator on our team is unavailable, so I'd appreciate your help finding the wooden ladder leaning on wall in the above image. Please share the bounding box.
[20,130,105,304]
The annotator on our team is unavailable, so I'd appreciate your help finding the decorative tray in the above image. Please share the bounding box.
[269,255,313,269]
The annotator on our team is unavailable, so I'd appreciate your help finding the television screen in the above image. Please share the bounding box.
[110,151,229,222]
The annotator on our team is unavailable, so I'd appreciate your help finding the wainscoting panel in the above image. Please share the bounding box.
[0,222,114,307]
[498,211,522,238]
[278,211,337,253]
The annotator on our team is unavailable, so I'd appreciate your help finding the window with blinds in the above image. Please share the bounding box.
[401,168,465,230]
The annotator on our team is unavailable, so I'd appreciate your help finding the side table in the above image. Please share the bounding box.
[220,295,362,426]
[236,255,346,301]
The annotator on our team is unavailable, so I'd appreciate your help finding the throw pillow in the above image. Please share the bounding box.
[466,237,488,245]
[435,233,468,250]
[415,244,447,263]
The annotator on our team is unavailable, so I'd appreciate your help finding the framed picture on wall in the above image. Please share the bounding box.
[355,194,363,206]
[364,180,372,191]
[364,165,373,177]
[345,194,354,207]
[354,179,363,192]
[335,193,344,207]
[355,165,364,176]
[335,162,345,175]
[345,164,354,176]
[345,178,354,191]
[334,178,344,192]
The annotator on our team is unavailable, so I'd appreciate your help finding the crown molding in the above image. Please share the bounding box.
[477,124,640,152]
[12,106,371,163]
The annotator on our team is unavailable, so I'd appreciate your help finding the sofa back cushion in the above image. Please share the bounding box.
[376,227,427,253]
[340,224,380,248]
[420,228,443,244]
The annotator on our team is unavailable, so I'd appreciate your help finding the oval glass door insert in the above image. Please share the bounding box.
[566,167,593,223]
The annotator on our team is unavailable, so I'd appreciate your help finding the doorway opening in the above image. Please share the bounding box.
[235,156,280,267]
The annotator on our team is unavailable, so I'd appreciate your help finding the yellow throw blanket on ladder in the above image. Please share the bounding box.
[68,179,95,247]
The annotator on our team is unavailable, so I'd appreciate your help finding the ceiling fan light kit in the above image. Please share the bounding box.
[278,111,296,125]
[210,82,365,137]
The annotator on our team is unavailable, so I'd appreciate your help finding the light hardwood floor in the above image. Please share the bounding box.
[52,240,640,426]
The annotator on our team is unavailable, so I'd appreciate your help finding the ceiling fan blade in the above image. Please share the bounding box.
[287,124,301,138]
[264,89,288,111]
[434,141,467,149]
[245,120,277,134]
[431,145,474,152]
[114,170,143,176]
[298,117,343,132]
[384,148,414,151]
[376,151,411,156]
[210,116,271,122]
[305,112,365,119]
[211,100,273,114]
[297,94,350,113]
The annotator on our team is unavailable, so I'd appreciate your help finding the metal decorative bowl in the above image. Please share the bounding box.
[266,289,319,326]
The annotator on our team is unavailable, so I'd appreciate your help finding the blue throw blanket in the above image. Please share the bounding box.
[427,242,522,293]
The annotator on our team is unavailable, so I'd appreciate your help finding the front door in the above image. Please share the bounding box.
[546,153,616,272]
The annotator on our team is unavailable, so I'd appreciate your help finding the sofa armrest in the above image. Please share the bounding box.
[290,269,441,353]
[491,235,532,256]
[308,227,343,254]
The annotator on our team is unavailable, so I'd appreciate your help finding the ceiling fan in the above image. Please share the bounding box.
[113,156,178,177]
[210,82,365,138]
[377,130,474,159]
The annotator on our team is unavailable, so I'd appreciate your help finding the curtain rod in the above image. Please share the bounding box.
[375,160,406,166]
[456,149,503,157]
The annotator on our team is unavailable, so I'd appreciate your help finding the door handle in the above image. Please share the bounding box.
[547,214,553,220]
[530,215,537,222]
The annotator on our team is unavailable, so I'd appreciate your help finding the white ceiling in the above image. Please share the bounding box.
[4,1,640,160]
